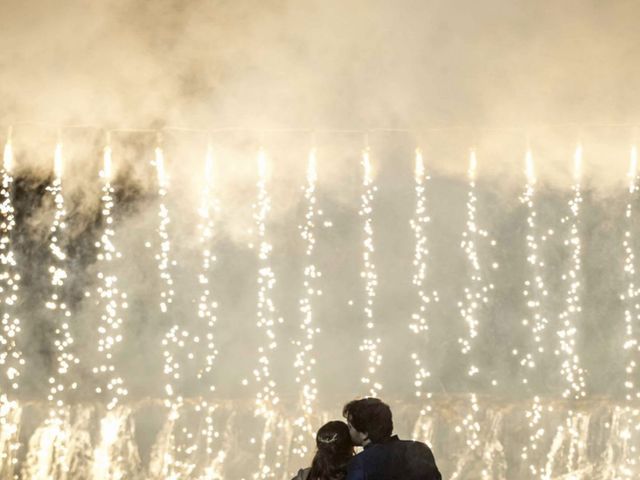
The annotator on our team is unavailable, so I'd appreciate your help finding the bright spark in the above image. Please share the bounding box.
[101,144,113,181]
[518,150,550,477]
[545,144,588,479]
[54,141,63,181]
[3,132,13,173]
[557,144,587,401]
[90,143,128,411]
[525,149,535,184]
[358,147,382,397]
[155,146,168,189]
[46,141,78,420]
[616,145,640,477]
[454,150,496,470]
[291,147,322,459]
[0,128,23,475]
[252,148,283,478]
[409,148,437,413]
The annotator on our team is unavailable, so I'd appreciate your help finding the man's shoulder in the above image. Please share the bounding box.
[350,437,433,457]
[347,438,440,480]
[391,438,437,458]
[389,439,441,479]
[395,438,433,449]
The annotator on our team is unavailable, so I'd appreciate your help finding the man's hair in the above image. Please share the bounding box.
[343,398,393,443]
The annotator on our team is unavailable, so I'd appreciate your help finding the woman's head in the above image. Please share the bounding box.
[309,421,353,479]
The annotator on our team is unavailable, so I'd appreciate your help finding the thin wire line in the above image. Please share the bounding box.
[2,122,640,141]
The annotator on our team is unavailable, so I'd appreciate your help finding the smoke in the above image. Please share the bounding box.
[0,0,637,407]
[0,0,639,182]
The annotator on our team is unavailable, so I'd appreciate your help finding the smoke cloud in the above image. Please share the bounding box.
[0,0,637,412]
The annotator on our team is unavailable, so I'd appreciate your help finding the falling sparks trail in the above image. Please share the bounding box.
[622,145,640,404]
[46,140,78,418]
[154,145,175,315]
[195,144,221,390]
[88,143,138,480]
[291,148,322,460]
[189,144,224,477]
[26,139,79,479]
[409,149,438,436]
[150,144,187,478]
[616,145,640,477]
[154,143,180,411]
[517,150,551,477]
[545,145,588,479]
[252,148,282,479]
[556,144,587,402]
[253,148,280,415]
[359,148,382,397]
[91,144,129,411]
[0,134,23,391]
[453,150,496,480]
[0,130,23,477]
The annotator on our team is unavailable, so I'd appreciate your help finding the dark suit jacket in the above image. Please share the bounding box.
[346,436,441,480]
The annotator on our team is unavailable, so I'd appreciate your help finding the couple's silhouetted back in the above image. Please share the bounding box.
[292,398,441,480]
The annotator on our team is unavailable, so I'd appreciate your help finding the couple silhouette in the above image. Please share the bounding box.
[292,398,441,480]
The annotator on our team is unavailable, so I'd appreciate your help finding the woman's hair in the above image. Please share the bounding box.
[308,421,354,480]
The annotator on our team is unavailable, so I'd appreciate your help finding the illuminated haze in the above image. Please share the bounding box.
[0,0,638,408]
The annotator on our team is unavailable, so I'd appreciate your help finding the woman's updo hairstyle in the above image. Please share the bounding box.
[308,421,353,480]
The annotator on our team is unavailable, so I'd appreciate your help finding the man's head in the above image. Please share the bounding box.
[342,398,393,446]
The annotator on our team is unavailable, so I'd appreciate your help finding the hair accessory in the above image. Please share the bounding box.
[318,432,338,444]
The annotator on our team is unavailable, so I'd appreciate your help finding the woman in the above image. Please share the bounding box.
[292,420,354,480]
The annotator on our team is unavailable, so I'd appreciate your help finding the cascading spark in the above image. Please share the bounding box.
[409,149,438,421]
[358,148,382,397]
[291,147,322,459]
[517,149,551,477]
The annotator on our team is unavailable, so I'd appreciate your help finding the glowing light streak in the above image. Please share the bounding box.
[453,150,497,480]
[358,148,382,396]
[103,141,113,181]
[155,146,168,189]
[457,150,494,376]
[54,142,63,181]
[252,148,283,479]
[3,129,13,172]
[517,150,551,477]
[91,144,128,411]
[29,140,79,478]
[151,144,212,479]
[91,407,140,480]
[545,145,588,479]
[622,145,640,403]
[291,148,322,459]
[152,144,176,316]
[252,148,280,415]
[153,145,182,436]
[195,144,220,388]
[0,130,23,476]
[556,144,587,401]
[409,149,438,415]
[0,133,23,392]
[616,145,640,477]
[46,140,78,419]
[185,143,224,477]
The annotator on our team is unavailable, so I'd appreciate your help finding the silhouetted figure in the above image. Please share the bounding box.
[343,398,441,480]
[292,420,354,480]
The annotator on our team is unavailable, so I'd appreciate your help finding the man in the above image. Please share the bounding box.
[343,398,441,480]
